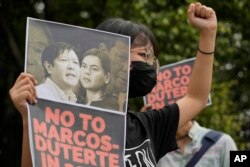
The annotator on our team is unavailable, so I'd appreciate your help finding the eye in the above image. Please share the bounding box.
[34,47,43,54]
[91,67,99,72]
[58,58,68,62]
[73,60,79,65]
[81,63,87,68]
[118,55,124,61]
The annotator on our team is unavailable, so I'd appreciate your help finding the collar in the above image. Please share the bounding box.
[188,121,202,141]
[45,78,77,102]
[177,121,205,155]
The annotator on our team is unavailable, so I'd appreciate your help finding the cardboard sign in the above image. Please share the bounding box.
[25,18,130,167]
[144,58,211,110]
[28,99,125,167]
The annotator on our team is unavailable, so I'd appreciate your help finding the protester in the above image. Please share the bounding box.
[157,120,237,167]
[9,2,217,166]
[36,42,81,103]
[77,44,119,111]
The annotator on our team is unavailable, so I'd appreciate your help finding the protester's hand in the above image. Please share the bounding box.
[9,72,37,119]
[140,104,152,112]
[187,2,217,35]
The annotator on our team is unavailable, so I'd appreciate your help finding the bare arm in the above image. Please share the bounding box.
[20,122,32,167]
[176,3,217,128]
[9,72,37,167]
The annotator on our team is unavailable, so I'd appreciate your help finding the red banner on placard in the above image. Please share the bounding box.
[28,99,125,167]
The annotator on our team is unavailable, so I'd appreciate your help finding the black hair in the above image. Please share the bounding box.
[41,42,79,77]
[96,18,158,57]
[81,44,111,74]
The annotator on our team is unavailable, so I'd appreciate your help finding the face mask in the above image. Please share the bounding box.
[129,61,157,98]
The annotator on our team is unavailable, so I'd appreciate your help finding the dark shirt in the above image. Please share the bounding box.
[77,94,119,111]
[125,103,179,166]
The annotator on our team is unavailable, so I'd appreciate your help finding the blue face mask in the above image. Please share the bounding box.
[129,61,157,98]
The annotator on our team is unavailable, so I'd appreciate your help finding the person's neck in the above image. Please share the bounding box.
[177,135,192,153]
[176,121,194,153]
[86,90,103,103]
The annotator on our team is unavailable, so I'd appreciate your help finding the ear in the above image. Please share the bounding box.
[44,61,53,75]
[104,72,111,84]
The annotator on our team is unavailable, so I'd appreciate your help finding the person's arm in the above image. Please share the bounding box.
[20,121,32,167]
[176,2,217,128]
[9,72,37,167]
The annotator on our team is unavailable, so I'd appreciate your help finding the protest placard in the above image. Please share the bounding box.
[144,58,211,110]
[28,99,125,167]
[25,18,130,167]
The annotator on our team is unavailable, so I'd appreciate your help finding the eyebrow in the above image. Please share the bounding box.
[130,47,153,52]
[82,62,101,68]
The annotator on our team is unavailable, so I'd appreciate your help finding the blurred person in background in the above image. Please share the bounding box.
[27,21,52,83]
[157,120,237,167]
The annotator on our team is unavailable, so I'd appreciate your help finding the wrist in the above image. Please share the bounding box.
[199,33,216,54]
[199,28,217,41]
[22,117,29,127]
[198,47,215,55]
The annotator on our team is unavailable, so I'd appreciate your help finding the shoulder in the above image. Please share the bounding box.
[127,103,180,135]
[127,103,179,124]
[35,80,56,99]
[218,132,237,145]
[139,103,180,123]
[205,130,238,150]
[36,82,50,94]
[36,79,51,91]
[102,95,119,108]
[88,95,119,111]
[104,94,118,102]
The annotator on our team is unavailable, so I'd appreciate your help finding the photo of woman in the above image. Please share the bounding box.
[77,44,120,111]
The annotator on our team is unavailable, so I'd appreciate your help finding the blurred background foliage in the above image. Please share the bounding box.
[0,0,249,166]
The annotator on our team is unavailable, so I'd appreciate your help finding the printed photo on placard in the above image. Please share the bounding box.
[25,17,130,113]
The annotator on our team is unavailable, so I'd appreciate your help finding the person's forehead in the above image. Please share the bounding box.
[112,41,129,51]
[110,48,128,60]
[82,55,101,63]
[29,26,49,43]
[114,40,128,48]
[132,41,153,49]
[57,49,76,57]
